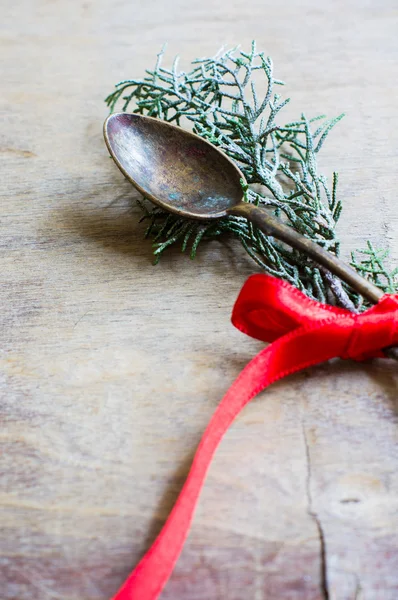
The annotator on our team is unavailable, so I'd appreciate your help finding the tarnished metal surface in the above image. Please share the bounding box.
[104,113,243,218]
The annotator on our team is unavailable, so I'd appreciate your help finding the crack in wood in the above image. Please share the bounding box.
[302,422,330,600]
[353,576,362,600]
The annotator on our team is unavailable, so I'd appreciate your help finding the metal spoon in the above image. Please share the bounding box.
[104,112,397,359]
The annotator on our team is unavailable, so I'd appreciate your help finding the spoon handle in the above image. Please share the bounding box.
[229,201,398,360]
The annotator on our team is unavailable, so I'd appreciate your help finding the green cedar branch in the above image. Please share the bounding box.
[106,42,397,310]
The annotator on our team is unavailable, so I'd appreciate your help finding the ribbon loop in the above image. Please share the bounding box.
[233,275,398,360]
[341,295,398,361]
[231,274,344,343]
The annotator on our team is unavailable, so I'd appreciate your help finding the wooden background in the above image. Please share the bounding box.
[1,1,398,598]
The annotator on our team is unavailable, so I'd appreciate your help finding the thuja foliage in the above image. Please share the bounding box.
[105,43,398,310]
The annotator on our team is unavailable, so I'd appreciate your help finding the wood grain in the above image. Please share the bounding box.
[1,1,398,598]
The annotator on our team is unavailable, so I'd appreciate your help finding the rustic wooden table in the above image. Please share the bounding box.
[1,1,398,598]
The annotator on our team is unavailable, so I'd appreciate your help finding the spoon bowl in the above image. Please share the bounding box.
[104,113,244,219]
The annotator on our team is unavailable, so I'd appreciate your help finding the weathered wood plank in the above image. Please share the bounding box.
[1,1,398,598]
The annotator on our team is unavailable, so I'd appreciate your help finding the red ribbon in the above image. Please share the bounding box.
[112,274,398,600]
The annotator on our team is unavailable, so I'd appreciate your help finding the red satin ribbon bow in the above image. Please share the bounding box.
[112,274,398,600]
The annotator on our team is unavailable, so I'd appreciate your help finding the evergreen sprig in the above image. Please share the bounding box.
[106,42,397,310]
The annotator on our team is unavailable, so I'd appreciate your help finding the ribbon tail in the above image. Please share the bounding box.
[111,325,340,600]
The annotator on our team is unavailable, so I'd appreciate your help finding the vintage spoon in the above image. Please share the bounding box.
[104,112,398,359]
